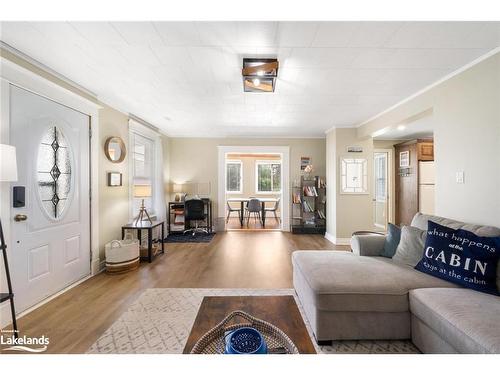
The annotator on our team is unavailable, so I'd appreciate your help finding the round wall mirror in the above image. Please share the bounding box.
[104,136,126,163]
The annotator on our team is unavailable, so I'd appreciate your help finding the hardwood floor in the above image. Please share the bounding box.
[225,215,281,230]
[2,231,348,354]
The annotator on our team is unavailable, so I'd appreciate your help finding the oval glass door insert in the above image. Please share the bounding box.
[37,126,73,219]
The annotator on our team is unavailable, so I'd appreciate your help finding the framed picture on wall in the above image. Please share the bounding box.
[399,151,410,167]
[107,172,122,186]
[301,156,311,170]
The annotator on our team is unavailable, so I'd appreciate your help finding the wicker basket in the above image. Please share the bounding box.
[190,310,299,354]
[105,235,140,274]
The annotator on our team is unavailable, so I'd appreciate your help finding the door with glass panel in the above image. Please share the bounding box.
[9,85,90,313]
[373,152,389,230]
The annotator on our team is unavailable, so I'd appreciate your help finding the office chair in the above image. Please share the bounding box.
[184,198,208,236]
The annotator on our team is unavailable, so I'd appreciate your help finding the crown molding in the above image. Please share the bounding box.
[1,40,98,99]
[356,47,500,128]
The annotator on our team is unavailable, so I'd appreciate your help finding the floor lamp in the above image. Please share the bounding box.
[0,144,19,338]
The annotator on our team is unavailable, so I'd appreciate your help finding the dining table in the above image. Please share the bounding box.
[226,197,280,228]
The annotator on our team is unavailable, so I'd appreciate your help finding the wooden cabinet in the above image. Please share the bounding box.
[394,139,434,226]
[417,142,434,161]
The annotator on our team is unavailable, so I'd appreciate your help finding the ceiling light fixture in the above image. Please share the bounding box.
[242,58,279,93]
[397,125,406,131]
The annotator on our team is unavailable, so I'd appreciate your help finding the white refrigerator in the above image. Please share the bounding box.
[419,161,435,215]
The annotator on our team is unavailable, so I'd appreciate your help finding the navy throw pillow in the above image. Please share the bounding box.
[381,223,401,258]
[415,221,500,295]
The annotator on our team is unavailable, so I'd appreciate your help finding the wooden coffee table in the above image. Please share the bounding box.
[183,295,316,354]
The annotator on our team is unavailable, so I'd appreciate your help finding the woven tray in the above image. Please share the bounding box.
[190,310,299,354]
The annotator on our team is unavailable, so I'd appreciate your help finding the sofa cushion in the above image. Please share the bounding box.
[380,223,401,258]
[410,288,500,353]
[415,221,500,295]
[411,212,500,236]
[392,226,427,267]
[292,251,456,313]
[411,213,500,290]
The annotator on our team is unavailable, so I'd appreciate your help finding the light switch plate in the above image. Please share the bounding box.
[456,171,465,184]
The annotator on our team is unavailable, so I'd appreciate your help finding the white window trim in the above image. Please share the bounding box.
[225,159,243,194]
[255,159,282,194]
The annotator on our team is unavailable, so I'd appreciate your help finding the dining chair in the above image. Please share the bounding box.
[265,197,281,224]
[245,198,262,226]
[226,201,241,223]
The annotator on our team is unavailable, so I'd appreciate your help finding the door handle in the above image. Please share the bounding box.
[14,214,28,222]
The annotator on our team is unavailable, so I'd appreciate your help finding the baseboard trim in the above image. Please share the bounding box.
[335,237,351,245]
[99,259,106,272]
[324,232,351,246]
[324,232,335,244]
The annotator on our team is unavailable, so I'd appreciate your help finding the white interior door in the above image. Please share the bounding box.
[9,85,90,313]
[373,151,389,230]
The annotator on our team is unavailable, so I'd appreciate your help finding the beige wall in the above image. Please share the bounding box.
[326,128,379,240]
[358,51,500,228]
[168,137,326,223]
[98,105,130,260]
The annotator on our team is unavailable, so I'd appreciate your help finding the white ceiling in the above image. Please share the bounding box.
[1,21,499,137]
[374,112,435,140]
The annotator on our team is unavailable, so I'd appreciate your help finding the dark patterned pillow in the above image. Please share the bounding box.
[415,221,500,295]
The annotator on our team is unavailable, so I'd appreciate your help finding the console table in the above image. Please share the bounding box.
[121,220,165,263]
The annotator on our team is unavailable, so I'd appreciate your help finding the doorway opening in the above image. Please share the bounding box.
[225,153,282,230]
[217,146,290,232]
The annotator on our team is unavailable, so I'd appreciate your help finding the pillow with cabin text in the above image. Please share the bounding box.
[415,221,500,295]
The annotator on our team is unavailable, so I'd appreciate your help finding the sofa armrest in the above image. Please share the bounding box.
[350,234,386,256]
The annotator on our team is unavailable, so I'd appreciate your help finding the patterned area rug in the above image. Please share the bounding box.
[86,288,419,354]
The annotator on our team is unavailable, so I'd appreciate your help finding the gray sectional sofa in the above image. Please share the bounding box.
[292,213,500,353]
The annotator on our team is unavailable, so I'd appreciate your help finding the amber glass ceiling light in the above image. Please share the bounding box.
[242,58,279,93]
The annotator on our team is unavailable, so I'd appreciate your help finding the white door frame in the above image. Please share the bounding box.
[0,56,101,325]
[217,145,290,231]
[373,148,395,228]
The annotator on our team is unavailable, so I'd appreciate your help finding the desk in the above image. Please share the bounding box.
[226,197,279,228]
[167,199,212,234]
[121,220,165,263]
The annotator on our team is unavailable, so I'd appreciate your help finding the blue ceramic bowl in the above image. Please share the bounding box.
[224,327,267,354]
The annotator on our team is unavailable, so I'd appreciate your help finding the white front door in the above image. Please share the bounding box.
[373,151,389,230]
[9,85,90,313]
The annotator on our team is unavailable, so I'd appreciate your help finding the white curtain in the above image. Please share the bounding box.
[154,132,166,221]
[129,119,165,221]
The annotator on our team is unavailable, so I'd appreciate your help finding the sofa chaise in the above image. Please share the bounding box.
[292,213,500,353]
